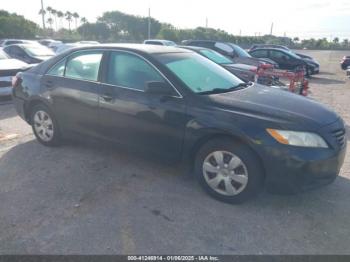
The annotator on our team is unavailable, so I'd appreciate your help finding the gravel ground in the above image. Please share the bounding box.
[0,50,349,255]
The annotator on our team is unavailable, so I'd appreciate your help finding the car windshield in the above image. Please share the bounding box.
[199,49,233,64]
[0,50,9,59]
[232,44,251,58]
[155,52,244,94]
[24,45,54,56]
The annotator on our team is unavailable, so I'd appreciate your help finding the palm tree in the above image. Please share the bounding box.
[65,11,73,31]
[38,8,46,29]
[73,12,80,29]
[47,18,54,29]
[80,17,88,24]
[46,6,53,20]
[51,9,58,31]
[57,11,64,29]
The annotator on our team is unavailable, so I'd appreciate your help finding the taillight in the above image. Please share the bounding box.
[12,74,21,88]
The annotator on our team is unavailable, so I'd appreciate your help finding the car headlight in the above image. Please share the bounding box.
[266,129,328,148]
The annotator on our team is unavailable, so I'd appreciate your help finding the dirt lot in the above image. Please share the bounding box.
[0,50,350,254]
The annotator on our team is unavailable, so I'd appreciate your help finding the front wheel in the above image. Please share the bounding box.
[30,104,62,147]
[194,138,264,204]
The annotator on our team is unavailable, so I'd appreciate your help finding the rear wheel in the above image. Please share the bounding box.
[30,104,62,146]
[194,138,264,204]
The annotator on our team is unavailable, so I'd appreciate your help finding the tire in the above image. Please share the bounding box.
[194,138,264,204]
[30,104,62,147]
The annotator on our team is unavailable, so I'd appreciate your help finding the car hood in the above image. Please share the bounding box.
[206,84,338,128]
[296,53,312,59]
[0,59,29,70]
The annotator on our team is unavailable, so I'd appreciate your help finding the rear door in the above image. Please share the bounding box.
[43,50,104,137]
[98,50,187,160]
[269,50,295,70]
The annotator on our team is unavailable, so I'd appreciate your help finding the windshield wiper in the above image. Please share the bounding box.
[198,82,253,95]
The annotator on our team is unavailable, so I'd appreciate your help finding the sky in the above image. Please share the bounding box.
[2,0,350,40]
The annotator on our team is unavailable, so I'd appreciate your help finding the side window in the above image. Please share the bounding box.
[4,47,12,55]
[47,59,66,77]
[65,51,103,81]
[270,50,290,61]
[106,52,165,91]
[12,47,25,56]
[251,50,268,58]
[145,41,163,46]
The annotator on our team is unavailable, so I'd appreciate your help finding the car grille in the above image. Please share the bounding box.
[332,128,346,148]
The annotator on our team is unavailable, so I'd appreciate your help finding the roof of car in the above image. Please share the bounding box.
[179,45,207,51]
[250,47,289,52]
[67,44,192,54]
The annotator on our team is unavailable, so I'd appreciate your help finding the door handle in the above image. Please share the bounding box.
[101,94,113,102]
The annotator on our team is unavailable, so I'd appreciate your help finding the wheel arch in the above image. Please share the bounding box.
[24,98,52,124]
[187,131,266,179]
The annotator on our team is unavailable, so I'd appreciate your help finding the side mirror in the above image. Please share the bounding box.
[145,81,175,96]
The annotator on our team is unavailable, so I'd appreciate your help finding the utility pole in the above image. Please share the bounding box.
[148,7,151,40]
[40,0,46,30]
[270,22,274,35]
[239,29,241,36]
[205,17,208,28]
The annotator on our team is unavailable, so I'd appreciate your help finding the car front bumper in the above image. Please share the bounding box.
[261,144,346,194]
[0,87,12,97]
[0,76,13,97]
[256,120,347,194]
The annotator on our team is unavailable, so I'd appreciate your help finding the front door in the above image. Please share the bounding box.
[98,51,187,160]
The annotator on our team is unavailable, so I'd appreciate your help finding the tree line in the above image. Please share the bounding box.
[1,9,349,50]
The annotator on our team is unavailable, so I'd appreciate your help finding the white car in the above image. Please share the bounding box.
[1,39,41,47]
[0,49,31,97]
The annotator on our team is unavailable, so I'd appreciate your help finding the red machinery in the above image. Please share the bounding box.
[253,64,309,96]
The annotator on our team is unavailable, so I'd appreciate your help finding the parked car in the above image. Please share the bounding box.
[3,44,55,64]
[249,48,319,75]
[76,41,100,45]
[181,45,257,82]
[183,40,278,68]
[0,39,41,47]
[249,44,314,60]
[143,39,177,46]
[0,49,31,97]
[249,44,320,75]
[340,56,350,70]
[39,39,62,47]
[12,44,346,203]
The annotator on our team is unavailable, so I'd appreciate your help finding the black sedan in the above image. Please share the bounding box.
[249,48,319,75]
[12,44,346,203]
[3,44,55,64]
